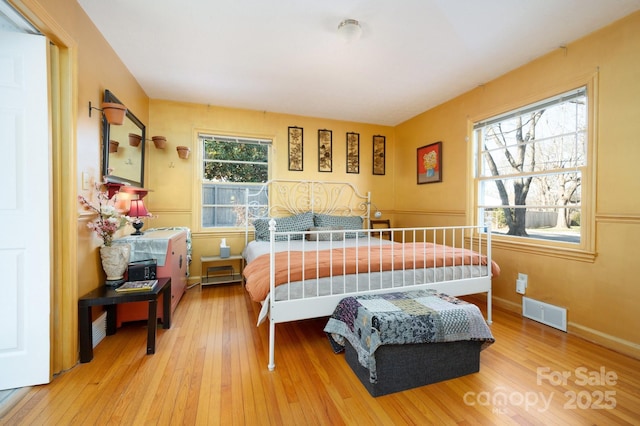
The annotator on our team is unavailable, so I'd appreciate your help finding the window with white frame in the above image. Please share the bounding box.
[200,134,270,228]
[473,87,587,244]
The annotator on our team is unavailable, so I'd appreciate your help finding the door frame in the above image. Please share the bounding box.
[10,0,79,373]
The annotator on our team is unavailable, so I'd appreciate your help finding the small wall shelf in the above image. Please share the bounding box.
[105,182,150,199]
[119,186,150,199]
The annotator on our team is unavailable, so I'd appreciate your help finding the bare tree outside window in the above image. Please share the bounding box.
[475,88,587,243]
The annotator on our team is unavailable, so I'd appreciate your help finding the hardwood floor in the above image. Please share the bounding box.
[2,284,639,425]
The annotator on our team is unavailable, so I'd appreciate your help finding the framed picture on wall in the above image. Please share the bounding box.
[417,141,442,184]
[288,126,303,171]
[346,132,359,174]
[373,135,385,175]
[318,129,332,172]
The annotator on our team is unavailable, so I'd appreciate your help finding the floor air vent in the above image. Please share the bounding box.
[92,311,107,348]
[522,297,567,332]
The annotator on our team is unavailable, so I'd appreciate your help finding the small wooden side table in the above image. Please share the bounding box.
[77,277,171,363]
[370,219,392,240]
[200,254,244,287]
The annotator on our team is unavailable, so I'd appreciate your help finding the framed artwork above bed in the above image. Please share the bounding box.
[288,126,303,171]
[318,129,332,172]
[417,141,442,184]
[346,132,359,174]
[373,135,385,175]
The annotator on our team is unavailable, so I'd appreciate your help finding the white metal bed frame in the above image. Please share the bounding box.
[243,180,494,370]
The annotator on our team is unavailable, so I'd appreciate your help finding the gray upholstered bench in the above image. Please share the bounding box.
[344,339,483,396]
[324,289,494,397]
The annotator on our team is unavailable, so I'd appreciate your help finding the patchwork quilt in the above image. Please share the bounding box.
[324,289,495,382]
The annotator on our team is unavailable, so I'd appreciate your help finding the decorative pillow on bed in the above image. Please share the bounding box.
[253,211,314,241]
[313,213,365,238]
[305,226,344,241]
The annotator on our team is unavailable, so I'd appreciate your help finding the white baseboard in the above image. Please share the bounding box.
[568,322,640,360]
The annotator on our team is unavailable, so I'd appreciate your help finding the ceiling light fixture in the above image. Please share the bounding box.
[338,18,362,43]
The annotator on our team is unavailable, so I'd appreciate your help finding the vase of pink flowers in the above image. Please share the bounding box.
[79,184,132,284]
[98,244,131,283]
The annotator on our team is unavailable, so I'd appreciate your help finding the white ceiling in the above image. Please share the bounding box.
[78,0,640,126]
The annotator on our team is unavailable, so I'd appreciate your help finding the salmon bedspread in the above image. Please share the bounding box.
[243,242,500,302]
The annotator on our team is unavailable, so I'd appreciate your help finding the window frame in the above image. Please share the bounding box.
[469,79,597,262]
[194,132,272,232]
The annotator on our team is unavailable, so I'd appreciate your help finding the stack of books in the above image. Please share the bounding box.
[115,279,159,292]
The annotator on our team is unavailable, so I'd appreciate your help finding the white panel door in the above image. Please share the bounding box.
[0,30,51,390]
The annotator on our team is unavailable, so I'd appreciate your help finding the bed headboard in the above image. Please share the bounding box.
[244,180,372,242]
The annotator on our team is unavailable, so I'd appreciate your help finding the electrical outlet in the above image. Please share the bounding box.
[518,273,528,287]
[516,279,526,294]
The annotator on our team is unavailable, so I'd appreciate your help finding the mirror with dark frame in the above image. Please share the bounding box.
[102,89,146,187]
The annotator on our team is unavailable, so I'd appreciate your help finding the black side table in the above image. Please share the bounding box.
[78,277,171,363]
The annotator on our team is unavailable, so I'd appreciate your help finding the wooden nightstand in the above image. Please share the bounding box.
[370,219,392,240]
[200,254,244,287]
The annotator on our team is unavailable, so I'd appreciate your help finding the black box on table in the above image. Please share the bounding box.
[127,258,157,281]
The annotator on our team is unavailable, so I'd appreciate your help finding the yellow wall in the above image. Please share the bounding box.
[145,100,393,282]
[28,0,149,297]
[395,12,640,357]
[70,5,149,298]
